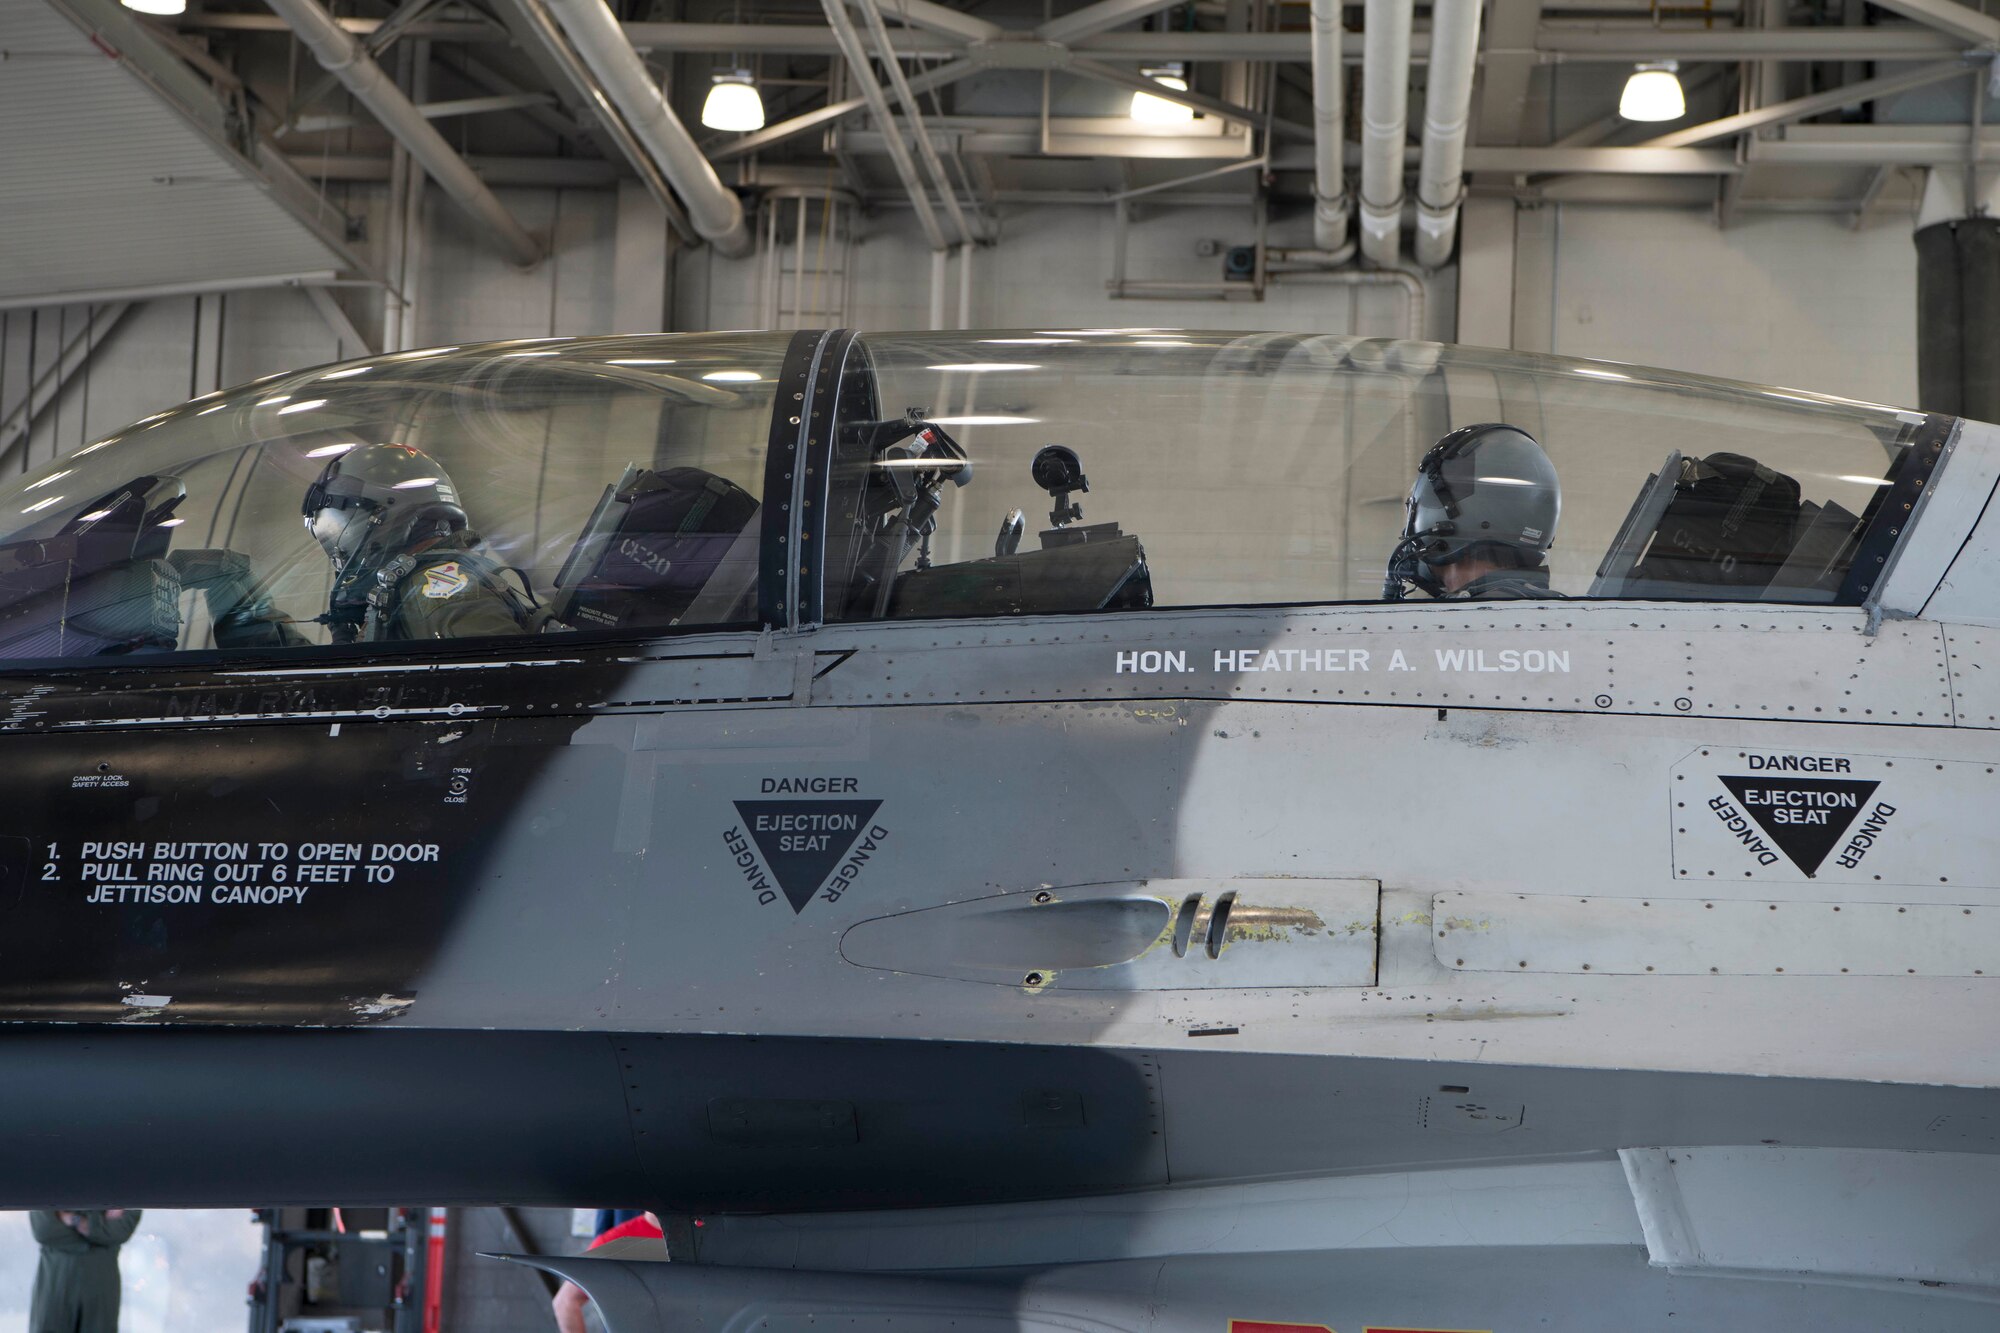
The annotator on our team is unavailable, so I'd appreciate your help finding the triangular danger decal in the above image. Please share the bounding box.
[1717,775,1879,877]
[733,799,882,913]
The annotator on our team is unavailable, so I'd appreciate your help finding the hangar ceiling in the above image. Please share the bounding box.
[8,0,1999,300]
[2,1,362,307]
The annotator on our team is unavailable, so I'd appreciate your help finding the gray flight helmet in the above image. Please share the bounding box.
[1383,423,1560,598]
[303,442,467,572]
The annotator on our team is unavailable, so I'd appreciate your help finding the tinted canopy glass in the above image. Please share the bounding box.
[0,334,785,658]
[826,330,1925,621]
[0,329,1928,664]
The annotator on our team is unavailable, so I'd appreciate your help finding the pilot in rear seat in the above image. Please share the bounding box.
[1384,423,1564,601]
[304,442,535,643]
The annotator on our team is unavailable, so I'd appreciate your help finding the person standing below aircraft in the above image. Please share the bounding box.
[551,1211,665,1333]
[28,1209,141,1333]
[1382,423,1564,600]
[302,442,536,642]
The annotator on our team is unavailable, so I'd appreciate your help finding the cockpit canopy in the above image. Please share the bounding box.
[0,329,1934,661]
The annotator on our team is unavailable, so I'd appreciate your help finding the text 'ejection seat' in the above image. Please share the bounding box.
[545,466,761,632]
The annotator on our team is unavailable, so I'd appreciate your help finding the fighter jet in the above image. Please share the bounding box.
[0,329,1994,1331]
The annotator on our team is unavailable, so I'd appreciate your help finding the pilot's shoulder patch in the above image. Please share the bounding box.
[421,562,469,599]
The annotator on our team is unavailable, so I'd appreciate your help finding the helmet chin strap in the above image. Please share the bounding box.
[1382,533,1447,601]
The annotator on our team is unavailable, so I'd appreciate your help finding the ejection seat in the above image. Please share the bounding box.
[542,465,761,632]
[1590,450,1863,602]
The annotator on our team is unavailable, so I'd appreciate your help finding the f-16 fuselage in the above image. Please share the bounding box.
[1,329,1995,1330]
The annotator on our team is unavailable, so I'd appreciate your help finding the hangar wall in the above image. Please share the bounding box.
[0,184,1924,485]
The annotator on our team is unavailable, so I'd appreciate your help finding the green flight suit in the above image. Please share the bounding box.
[29,1210,140,1333]
[358,533,535,643]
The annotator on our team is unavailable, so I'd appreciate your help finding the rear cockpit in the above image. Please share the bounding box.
[0,329,1952,663]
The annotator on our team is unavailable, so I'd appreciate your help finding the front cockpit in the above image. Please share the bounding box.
[0,329,1941,663]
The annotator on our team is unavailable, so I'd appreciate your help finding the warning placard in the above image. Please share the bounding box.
[727,797,884,913]
[1715,775,1880,877]
[1671,748,1996,887]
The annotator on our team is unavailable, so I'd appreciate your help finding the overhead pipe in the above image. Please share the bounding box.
[537,0,752,258]
[1308,0,1349,251]
[262,0,543,268]
[1412,0,1483,269]
[1358,0,1412,265]
[506,0,696,243]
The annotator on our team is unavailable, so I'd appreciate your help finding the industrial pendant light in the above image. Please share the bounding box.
[1130,64,1195,126]
[1619,61,1686,122]
[702,69,766,132]
[121,0,187,14]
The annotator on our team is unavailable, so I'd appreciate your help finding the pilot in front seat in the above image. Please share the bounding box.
[1384,423,1563,601]
[304,442,536,643]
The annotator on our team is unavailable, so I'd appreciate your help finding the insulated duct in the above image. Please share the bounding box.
[263,0,543,267]
[1359,0,1412,265]
[1413,0,1483,269]
[537,0,752,257]
[1309,0,1349,251]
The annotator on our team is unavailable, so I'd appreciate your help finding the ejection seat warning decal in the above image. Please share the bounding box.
[1714,775,1880,877]
[1673,748,1998,886]
[725,779,886,913]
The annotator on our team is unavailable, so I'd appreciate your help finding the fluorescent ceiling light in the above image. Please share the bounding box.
[1836,474,1892,486]
[305,443,358,459]
[1571,366,1632,380]
[606,358,678,366]
[393,477,440,490]
[121,0,185,13]
[26,470,72,491]
[157,518,185,527]
[277,398,327,414]
[1620,62,1685,122]
[1130,66,1194,126]
[925,363,1039,372]
[21,497,62,514]
[929,415,1040,426]
[702,370,761,382]
[982,338,1077,346]
[702,70,766,132]
[320,365,374,380]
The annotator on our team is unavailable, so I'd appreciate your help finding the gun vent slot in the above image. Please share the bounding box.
[1172,894,1202,958]
[1205,891,1237,959]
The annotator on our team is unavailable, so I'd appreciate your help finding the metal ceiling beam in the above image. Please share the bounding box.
[854,0,1002,44]
[1067,56,1312,139]
[1855,0,2000,48]
[1641,59,1973,148]
[706,59,979,163]
[1535,26,1963,60]
[854,0,976,245]
[181,13,1966,63]
[1037,0,1189,47]
[1462,146,1741,172]
[289,153,621,186]
[821,0,949,249]
[263,0,545,267]
[288,91,558,135]
[1748,125,2000,163]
